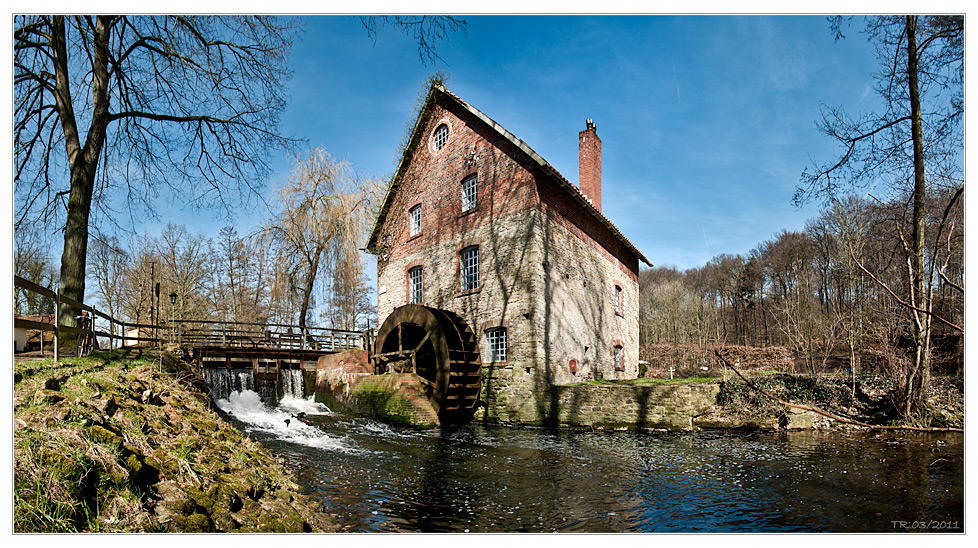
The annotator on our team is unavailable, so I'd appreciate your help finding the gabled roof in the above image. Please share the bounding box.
[365,84,651,267]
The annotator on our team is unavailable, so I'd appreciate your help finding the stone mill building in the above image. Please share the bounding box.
[364,84,652,424]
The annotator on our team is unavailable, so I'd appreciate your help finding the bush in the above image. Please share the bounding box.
[639,344,793,378]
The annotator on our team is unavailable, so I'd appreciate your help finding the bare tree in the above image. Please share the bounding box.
[88,235,129,325]
[212,226,267,324]
[793,16,963,417]
[359,15,468,65]
[14,15,301,327]
[14,227,57,315]
[263,148,377,329]
[156,223,213,322]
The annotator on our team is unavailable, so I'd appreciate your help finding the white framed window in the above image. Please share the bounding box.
[461,174,478,212]
[409,266,423,304]
[615,285,623,315]
[460,246,479,292]
[614,345,624,371]
[486,327,507,362]
[409,204,421,237]
[433,124,449,151]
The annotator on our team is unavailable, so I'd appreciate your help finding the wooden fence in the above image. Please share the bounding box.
[13,274,160,361]
[14,275,374,360]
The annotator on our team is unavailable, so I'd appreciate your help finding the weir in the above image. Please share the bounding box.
[203,366,306,404]
[192,321,367,405]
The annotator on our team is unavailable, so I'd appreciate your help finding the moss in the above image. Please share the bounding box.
[15,348,338,532]
[86,424,123,449]
[40,449,88,486]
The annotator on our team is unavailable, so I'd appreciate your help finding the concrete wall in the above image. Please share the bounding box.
[315,352,440,428]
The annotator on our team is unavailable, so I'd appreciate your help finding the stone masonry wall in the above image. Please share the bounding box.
[374,92,643,425]
[553,383,720,431]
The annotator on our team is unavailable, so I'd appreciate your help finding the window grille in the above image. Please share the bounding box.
[409,204,421,236]
[461,175,478,212]
[433,124,449,151]
[409,266,423,304]
[486,328,507,362]
[460,246,479,292]
[614,345,624,371]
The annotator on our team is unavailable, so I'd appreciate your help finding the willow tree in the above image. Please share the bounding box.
[14,15,300,327]
[794,16,963,417]
[264,148,378,330]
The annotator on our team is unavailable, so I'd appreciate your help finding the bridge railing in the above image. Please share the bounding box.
[13,274,160,360]
[15,274,373,359]
[167,319,370,352]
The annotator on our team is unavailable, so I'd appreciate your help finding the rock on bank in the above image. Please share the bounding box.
[13,349,337,533]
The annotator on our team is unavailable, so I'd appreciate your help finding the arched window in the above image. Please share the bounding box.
[432,124,449,151]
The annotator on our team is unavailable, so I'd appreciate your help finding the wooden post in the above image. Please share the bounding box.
[53,288,60,362]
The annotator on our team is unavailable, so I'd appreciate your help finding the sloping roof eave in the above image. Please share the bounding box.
[365,84,652,267]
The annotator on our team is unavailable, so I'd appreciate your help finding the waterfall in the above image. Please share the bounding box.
[203,368,254,401]
[280,368,305,398]
[203,366,306,405]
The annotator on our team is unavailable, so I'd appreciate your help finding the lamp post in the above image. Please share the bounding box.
[169,291,177,346]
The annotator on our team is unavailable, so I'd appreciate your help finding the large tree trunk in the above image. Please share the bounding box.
[904,15,932,418]
[53,15,111,328]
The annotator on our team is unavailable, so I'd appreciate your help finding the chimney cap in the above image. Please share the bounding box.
[585,118,595,130]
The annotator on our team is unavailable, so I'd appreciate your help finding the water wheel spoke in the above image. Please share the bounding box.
[374,304,482,425]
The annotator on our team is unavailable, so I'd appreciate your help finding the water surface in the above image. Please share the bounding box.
[211,386,963,533]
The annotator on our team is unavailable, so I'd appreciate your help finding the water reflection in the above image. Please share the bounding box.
[215,390,963,533]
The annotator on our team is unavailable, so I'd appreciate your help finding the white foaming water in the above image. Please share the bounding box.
[215,389,354,452]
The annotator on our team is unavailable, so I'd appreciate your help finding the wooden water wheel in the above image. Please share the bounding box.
[372,305,482,426]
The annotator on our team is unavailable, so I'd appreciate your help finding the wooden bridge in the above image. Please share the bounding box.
[179,319,371,379]
[13,275,372,378]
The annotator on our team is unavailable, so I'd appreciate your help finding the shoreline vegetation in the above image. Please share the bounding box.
[13,347,337,533]
[14,347,962,532]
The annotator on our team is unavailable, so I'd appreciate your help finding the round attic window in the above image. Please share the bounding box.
[432,123,449,151]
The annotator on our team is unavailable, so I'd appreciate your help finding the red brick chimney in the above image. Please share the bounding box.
[578,119,602,212]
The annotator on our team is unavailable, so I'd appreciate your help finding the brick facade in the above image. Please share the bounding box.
[367,85,650,424]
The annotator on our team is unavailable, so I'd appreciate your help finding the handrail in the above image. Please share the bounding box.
[14,274,160,360]
[14,274,371,359]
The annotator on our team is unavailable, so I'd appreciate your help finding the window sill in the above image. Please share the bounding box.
[457,288,481,298]
[615,311,624,318]
[407,233,422,243]
[459,207,479,219]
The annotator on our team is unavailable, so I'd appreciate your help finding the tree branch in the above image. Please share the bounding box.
[713,349,962,432]
[847,244,962,333]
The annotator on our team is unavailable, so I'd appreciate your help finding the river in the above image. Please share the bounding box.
[208,384,964,533]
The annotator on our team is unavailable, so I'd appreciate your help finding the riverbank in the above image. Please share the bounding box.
[13,348,337,532]
[698,372,964,431]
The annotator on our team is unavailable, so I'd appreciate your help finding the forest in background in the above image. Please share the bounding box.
[14,149,381,333]
[638,189,963,378]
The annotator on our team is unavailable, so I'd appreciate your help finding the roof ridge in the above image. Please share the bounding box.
[366,84,651,267]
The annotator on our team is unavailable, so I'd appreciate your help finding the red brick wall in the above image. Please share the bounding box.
[578,122,602,212]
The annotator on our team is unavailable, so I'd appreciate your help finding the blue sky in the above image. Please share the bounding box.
[10,14,899,275]
[244,14,884,272]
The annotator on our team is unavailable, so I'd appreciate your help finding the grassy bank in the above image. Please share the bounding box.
[709,373,964,430]
[13,347,337,533]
